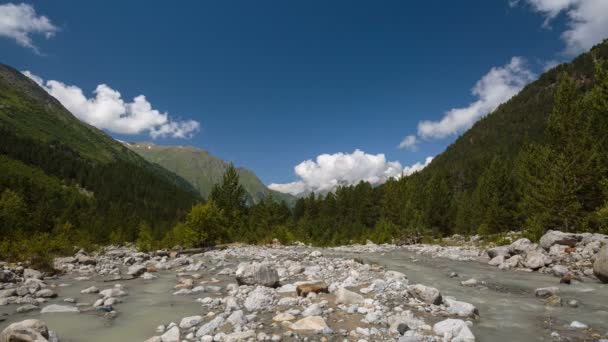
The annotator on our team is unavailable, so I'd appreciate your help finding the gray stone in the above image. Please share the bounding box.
[0,319,49,342]
[35,289,57,298]
[433,319,475,342]
[524,250,550,270]
[509,238,536,255]
[593,245,608,283]
[160,326,180,342]
[443,297,479,318]
[535,287,559,298]
[127,265,147,277]
[195,316,225,337]
[407,284,442,305]
[16,304,39,313]
[179,315,203,329]
[23,269,42,280]
[488,255,505,266]
[235,262,279,287]
[540,230,581,250]
[289,316,331,333]
[552,265,569,277]
[334,287,364,305]
[487,246,510,259]
[243,286,275,312]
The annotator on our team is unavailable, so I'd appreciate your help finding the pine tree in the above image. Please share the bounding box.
[210,163,247,213]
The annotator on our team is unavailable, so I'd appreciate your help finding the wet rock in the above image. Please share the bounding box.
[16,304,39,313]
[397,323,409,335]
[296,282,328,297]
[0,319,49,342]
[552,265,569,277]
[289,316,331,333]
[235,262,279,287]
[593,245,608,283]
[433,318,475,342]
[560,273,572,285]
[569,321,588,329]
[407,284,442,305]
[540,230,581,250]
[567,299,579,308]
[81,286,99,294]
[334,287,364,305]
[40,304,79,313]
[460,278,478,287]
[35,289,57,298]
[127,265,147,277]
[179,315,203,329]
[535,287,559,298]
[443,297,479,318]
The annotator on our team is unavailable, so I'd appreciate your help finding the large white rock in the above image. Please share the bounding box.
[488,255,505,266]
[127,265,147,277]
[593,245,608,283]
[179,315,203,329]
[433,319,475,342]
[160,326,180,342]
[0,319,49,342]
[539,230,580,250]
[235,262,279,287]
[509,238,536,255]
[443,297,479,318]
[289,316,332,333]
[407,284,442,305]
[334,287,364,305]
[244,286,275,312]
[523,250,551,270]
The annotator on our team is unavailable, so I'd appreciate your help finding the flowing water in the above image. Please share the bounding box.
[360,249,608,341]
[1,249,607,341]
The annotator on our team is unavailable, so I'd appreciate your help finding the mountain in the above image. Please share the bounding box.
[0,63,200,242]
[124,142,296,205]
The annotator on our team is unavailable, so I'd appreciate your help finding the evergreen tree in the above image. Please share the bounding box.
[210,164,247,213]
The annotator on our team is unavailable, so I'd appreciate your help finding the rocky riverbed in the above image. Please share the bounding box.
[1,230,608,341]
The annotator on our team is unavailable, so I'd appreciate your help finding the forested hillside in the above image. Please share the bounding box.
[125,142,295,205]
[0,63,200,262]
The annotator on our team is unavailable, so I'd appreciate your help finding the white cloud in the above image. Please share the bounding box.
[416,57,534,140]
[516,0,608,55]
[402,156,433,176]
[269,150,433,196]
[0,3,58,53]
[23,71,200,139]
[398,135,418,151]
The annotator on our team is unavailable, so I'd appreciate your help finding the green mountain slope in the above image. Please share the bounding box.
[423,40,608,190]
[0,63,200,242]
[125,142,295,205]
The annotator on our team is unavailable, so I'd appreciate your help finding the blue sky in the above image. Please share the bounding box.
[1,1,607,194]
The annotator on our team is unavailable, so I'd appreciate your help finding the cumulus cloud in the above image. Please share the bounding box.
[268,150,433,196]
[398,135,418,151]
[414,57,534,140]
[0,3,58,53]
[515,0,608,55]
[402,156,433,176]
[23,71,200,139]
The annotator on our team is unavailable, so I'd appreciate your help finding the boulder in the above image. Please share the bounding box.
[77,255,97,265]
[179,315,203,329]
[243,286,275,312]
[593,245,608,283]
[488,255,505,266]
[160,326,180,342]
[127,265,147,277]
[534,287,559,298]
[0,289,16,298]
[433,319,475,342]
[539,230,581,250]
[23,269,42,280]
[334,287,364,305]
[509,238,536,255]
[296,282,328,297]
[407,284,442,305]
[502,254,522,269]
[289,316,331,333]
[235,263,279,288]
[552,265,569,277]
[0,319,49,342]
[35,289,57,299]
[486,246,510,259]
[523,250,550,270]
[443,297,479,318]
